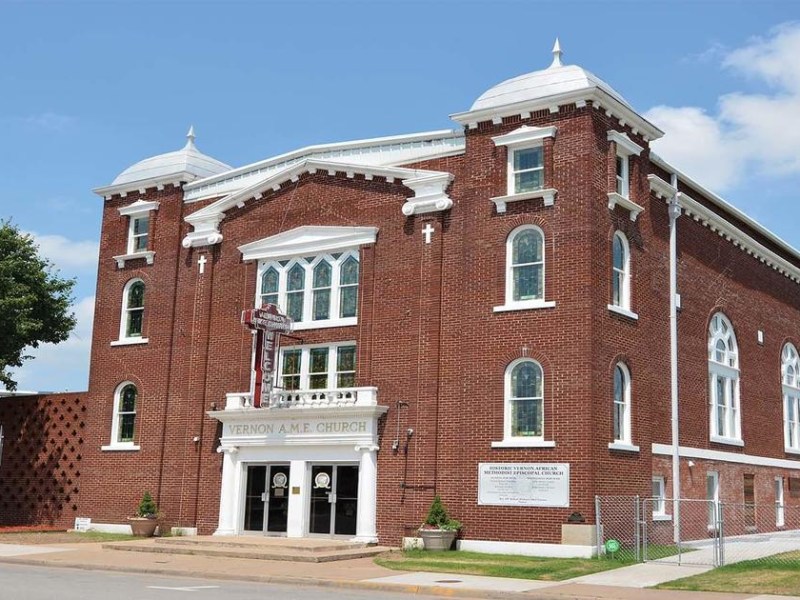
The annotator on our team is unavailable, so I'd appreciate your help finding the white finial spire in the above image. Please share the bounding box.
[549,37,563,69]
[184,125,196,149]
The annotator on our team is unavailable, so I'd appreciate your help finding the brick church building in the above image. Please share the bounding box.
[2,41,799,554]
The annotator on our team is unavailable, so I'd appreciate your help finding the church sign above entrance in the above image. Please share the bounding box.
[226,419,368,437]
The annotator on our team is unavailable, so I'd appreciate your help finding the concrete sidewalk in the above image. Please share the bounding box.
[0,541,793,600]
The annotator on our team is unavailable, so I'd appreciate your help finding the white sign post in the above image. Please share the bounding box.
[478,463,570,507]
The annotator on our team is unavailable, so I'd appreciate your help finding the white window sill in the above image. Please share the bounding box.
[608,442,640,452]
[710,435,744,447]
[653,514,672,522]
[607,192,644,221]
[113,251,155,268]
[493,301,556,313]
[111,337,149,347]
[491,188,558,213]
[785,447,800,456]
[491,439,556,448]
[101,444,140,452]
[607,305,639,321]
[292,317,357,331]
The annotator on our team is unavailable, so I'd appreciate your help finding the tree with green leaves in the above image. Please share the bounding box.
[0,221,76,390]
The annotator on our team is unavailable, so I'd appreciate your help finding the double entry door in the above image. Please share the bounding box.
[309,464,359,537]
[244,464,290,535]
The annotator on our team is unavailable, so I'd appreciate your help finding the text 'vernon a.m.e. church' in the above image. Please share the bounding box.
[3,40,800,556]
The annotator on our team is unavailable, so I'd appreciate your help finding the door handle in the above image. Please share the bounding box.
[261,492,267,502]
[327,492,336,504]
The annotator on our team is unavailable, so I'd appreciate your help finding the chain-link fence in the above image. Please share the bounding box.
[596,495,800,567]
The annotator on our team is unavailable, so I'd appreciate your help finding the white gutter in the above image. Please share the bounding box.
[668,172,681,546]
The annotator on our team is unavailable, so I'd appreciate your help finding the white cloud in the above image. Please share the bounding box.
[29,232,100,271]
[10,295,95,393]
[23,111,76,132]
[645,23,800,192]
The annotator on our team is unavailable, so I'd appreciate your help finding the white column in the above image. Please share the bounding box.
[353,444,379,543]
[213,447,239,536]
[286,460,307,538]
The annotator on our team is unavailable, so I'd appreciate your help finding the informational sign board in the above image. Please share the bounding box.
[73,517,92,532]
[478,463,570,507]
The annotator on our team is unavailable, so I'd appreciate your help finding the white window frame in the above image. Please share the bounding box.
[615,154,630,198]
[608,231,638,319]
[508,145,544,196]
[708,312,742,445]
[776,476,785,527]
[782,343,800,454]
[275,341,357,391]
[127,215,150,254]
[115,199,159,268]
[256,251,359,330]
[652,476,669,520]
[492,358,555,448]
[609,363,638,452]
[111,278,149,346]
[707,471,720,529]
[102,381,140,451]
[494,225,555,313]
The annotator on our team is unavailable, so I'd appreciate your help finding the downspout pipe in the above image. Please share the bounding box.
[668,173,682,545]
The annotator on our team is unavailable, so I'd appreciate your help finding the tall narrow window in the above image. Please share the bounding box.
[286,263,305,322]
[339,256,359,318]
[309,347,329,389]
[260,267,279,307]
[116,279,146,343]
[507,226,544,305]
[281,349,302,390]
[782,343,800,452]
[708,312,741,443]
[616,155,629,198]
[312,260,332,321]
[109,382,138,448]
[613,363,631,444]
[511,147,544,194]
[707,471,720,529]
[129,216,149,253]
[611,232,630,309]
[506,360,543,439]
[652,476,666,518]
[776,477,785,527]
[336,345,357,387]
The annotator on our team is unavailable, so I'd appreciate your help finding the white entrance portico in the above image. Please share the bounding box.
[208,389,387,542]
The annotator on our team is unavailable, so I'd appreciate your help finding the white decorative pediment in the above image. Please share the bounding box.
[118,199,160,217]
[492,125,557,148]
[238,226,379,262]
[607,130,643,156]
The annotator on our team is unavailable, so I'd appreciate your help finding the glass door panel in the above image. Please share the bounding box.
[266,465,290,534]
[244,465,267,532]
[309,465,333,534]
[334,465,359,535]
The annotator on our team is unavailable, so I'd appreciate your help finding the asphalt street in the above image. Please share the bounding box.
[0,564,442,600]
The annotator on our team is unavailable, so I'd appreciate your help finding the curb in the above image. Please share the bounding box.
[0,555,610,599]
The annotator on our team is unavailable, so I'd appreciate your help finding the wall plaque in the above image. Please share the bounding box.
[478,463,570,507]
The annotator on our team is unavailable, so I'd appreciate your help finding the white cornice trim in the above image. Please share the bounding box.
[607,192,644,221]
[491,125,557,148]
[94,174,192,199]
[491,188,557,213]
[647,174,677,200]
[450,88,663,142]
[118,199,160,217]
[652,443,800,470]
[607,130,643,156]
[182,159,453,247]
[238,226,378,262]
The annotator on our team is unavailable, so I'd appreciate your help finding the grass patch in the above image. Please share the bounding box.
[658,551,800,596]
[0,530,135,544]
[375,549,630,581]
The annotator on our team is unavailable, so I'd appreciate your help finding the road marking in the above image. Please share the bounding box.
[147,586,220,592]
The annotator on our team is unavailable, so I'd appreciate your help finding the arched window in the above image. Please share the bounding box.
[611,232,630,309]
[118,279,145,342]
[612,363,631,444]
[506,226,544,306]
[285,263,306,322]
[312,259,332,321]
[782,343,800,451]
[260,266,279,306]
[708,312,741,442]
[505,359,544,440]
[111,382,138,447]
[339,256,359,318]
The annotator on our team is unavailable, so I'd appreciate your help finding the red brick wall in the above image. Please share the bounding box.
[0,393,85,528]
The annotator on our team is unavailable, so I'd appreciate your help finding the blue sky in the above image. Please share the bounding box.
[1,0,799,391]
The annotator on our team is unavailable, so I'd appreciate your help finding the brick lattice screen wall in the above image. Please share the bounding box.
[0,393,86,528]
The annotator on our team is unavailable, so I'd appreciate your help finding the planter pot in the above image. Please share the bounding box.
[128,517,158,537]
[419,529,457,551]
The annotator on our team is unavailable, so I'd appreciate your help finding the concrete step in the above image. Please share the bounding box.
[102,539,390,563]
[153,537,373,553]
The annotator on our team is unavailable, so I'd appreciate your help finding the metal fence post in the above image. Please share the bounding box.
[595,495,602,560]
[634,495,641,562]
